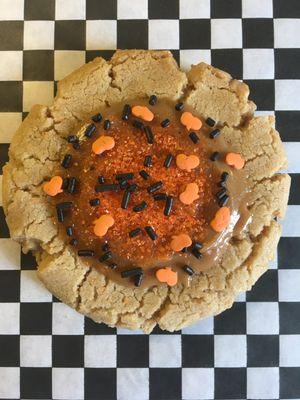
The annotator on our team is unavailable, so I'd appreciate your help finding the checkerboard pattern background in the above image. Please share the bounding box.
[0,0,300,399]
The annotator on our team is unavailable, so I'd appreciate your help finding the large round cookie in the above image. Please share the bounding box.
[2,50,290,332]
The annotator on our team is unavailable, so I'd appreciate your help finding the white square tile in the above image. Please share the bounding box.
[23,81,54,112]
[54,50,86,80]
[84,335,116,367]
[52,302,84,335]
[117,327,144,334]
[211,19,242,49]
[24,21,55,50]
[86,20,117,50]
[182,368,214,400]
[254,110,275,119]
[149,335,181,367]
[117,368,149,400]
[282,206,300,237]
[243,49,274,79]
[247,368,279,399]
[0,368,20,399]
[269,250,278,269]
[279,270,300,301]
[55,0,85,20]
[275,80,300,111]
[0,51,22,81]
[284,143,300,173]
[235,291,246,302]
[0,112,22,143]
[53,368,84,400]
[149,20,179,49]
[180,49,211,71]
[0,239,21,270]
[280,335,300,366]
[214,335,247,367]
[0,303,19,334]
[274,19,300,48]
[0,0,24,20]
[20,335,52,367]
[20,270,52,302]
[117,0,148,19]
[182,316,214,334]
[242,0,273,18]
[180,0,210,19]
[247,302,279,334]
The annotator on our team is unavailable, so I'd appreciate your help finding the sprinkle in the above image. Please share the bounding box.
[192,249,203,259]
[189,132,200,144]
[43,176,63,196]
[164,154,173,168]
[145,226,157,241]
[78,249,95,257]
[181,247,188,253]
[182,265,195,276]
[73,142,80,150]
[218,194,229,207]
[56,201,73,210]
[139,170,150,180]
[129,228,142,238]
[119,180,128,190]
[209,129,221,139]
[104,119,111,130]
[149,95,157,105]
[66,226,73,236]
[179,182,199,205]
[216,188,227,199]
[181,112,202,131]
[132,119,144,130]
[192,241,203,250]
[67,135,78,143]
[121,267,143,278]
[99,251,112,262]
[206,117,215,127]
[144,155,152,167]
[153,192,167,201]
[56,208,64,222]
[102,242,110,252]
[69,238,78,246]
[84,123,96,138]
[221,172,229,182]
[175,102,184,111]
[161,119,170,128]
[156,267,177,286]
[98,176,105,184]
[164,196,173,216]
[95,183,119,193]
[89,198,100,206]
[61,154,72,168]
[67,177,77,194]
[92,113,102,123]
[121,189,131,209]
[210,206,230,232]
[144,125,154,144]
[122,104,131,121]
[62,178,69,190]
[147,181,163,194]
[171,234,192,252]
[210,151,220,161]
[133,201,147,212]
[225,152,245,169]
[134,274,143,287]
[176,154,199,172]
[132,106,154,122]
[128,183,138,192]
[116,173,134,181]
[109,263,117,269]
[93,214,115,237]
[92,136,115,155]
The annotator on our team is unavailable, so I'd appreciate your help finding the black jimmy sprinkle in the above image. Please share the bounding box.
[95,183,119,193]
[62,178,69,190]
[175,102,184,111]
[67,135,78,143]
[147,181,163,194]
[89,198,100,206]
[121,267,143,278]
[56,208,64,222]
[109,263,118,269]
[84,123,96,138]
[144,155,152,167]
[99,251,112,262]
[129,228,142,238]
[56,201,73,210]
[69,238,78,246]
[133,119,144,130]
[121,189,131,209]
[192,241,203,250]
[119,179,128,190]
[192,248,203,259]
[102,242,110,252]
[133,201,147,212]
[164,154,173,168]
[153,192,167,201]
[128,183,138,192]
[134,274,143,287]
[206,117,215,127]
[66,226,73,236]
[164,196,173,216]
[210,151,220,161]
[92,113,102,123]
[161,118,170,128]
[221,172,229,182]
[78,249,95,257]
[61,154,72,168]
[116,173,134,181]
[73,142,80,150]
[210,129,221,139]
[144,126,154,144]
[149,94,157,105]
[145,226,157,241]
[182,265,195,276]
[189,132,200,144]
[67,177,77,194]
[216,188,227,199]
[218,194,229,207]
[104,119,111,130]
[98,175,105,184]
[122,104,131,120]
[139,170,150,180]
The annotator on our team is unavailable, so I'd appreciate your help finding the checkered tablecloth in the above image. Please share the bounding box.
[0,0,300,399]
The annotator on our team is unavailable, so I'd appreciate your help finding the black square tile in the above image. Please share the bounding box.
[0,271,20,302]
[182,335,214,367]
[170,49,180,66]
[150,368,181,400]
[151,326,180,335]
[275,49,300,79]
[211,49,243,80]
[276,111,300,142]
[214,302,246,334]
[85,317,116,334]
[149,0,179,19]
[53,335,84,367]
[215,368,246,399]
[278,237,300,269]
[0,143,9,174]
[244,79,275,111]
[289,174,300,205]
[117,20,148,49]
[0,207,10,238]
[24,0,55,20]
[280,367,300,398]
[274,0,300,18]
[21,250,37,270]
[55,21,85,50]
[180,19,211,49]
[86,0,117,19]
[0,335,19,366]
[86,50,115,63]
[22,112,29,121]
[20,303,52,335]
[211,0,242,18]
[0,82,22,112]
[280,303,300,334]
[117,335,148,367]
[23,50,54,81]
[242,19,273,48]
[20,367,52,399]
[247,335,279,367]
[85,368,116,400]
[246,270,278,302]
[0,21,23,50]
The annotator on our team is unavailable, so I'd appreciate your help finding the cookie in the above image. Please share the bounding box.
[2,50,290,332]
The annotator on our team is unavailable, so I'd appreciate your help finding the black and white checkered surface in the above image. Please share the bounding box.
[0,0,300,399]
